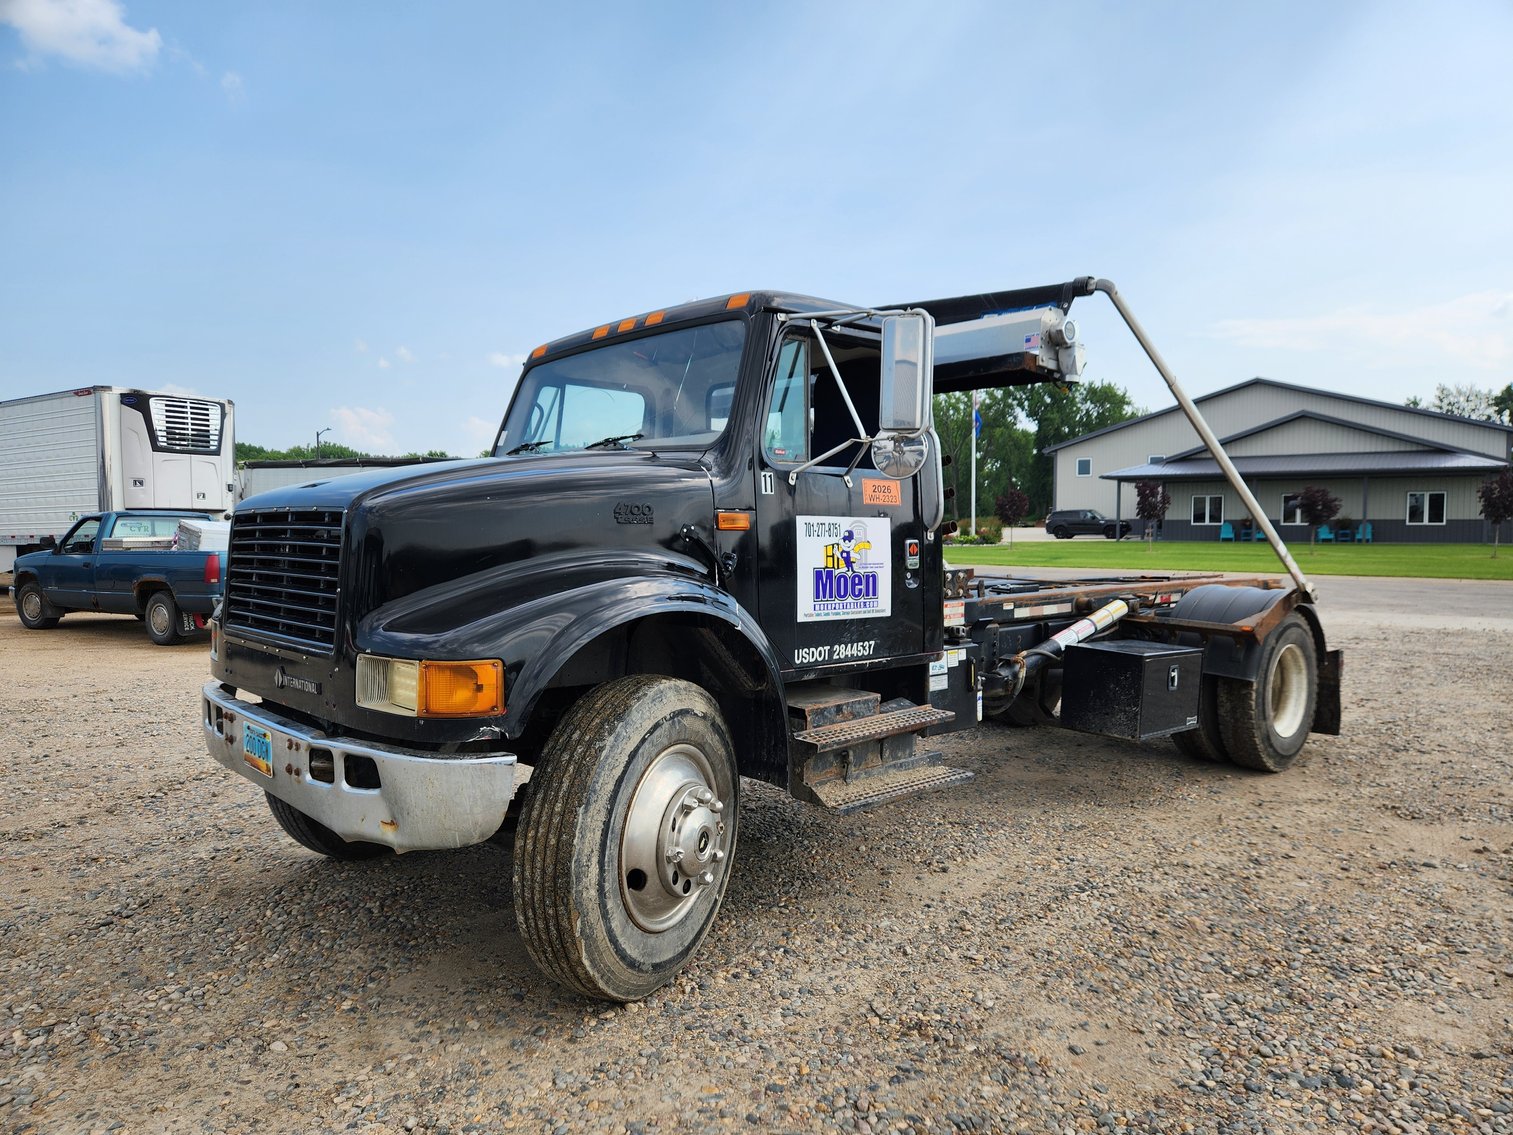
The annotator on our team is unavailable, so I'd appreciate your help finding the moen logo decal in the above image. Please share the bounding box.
[274,667,321,695]
[614,502,654,525]
[795,515,892,622]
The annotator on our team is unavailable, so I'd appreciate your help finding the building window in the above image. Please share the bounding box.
[1191,494,1223,525]
[1281,493,1303,525]
[1075,457,1092,477]
[1147,455,1165,465]
[1406,490,1446,525]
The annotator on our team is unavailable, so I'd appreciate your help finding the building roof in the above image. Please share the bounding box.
[1046,376,1513,453]
[1103,450,1508,482]
[1163,410,1496,462]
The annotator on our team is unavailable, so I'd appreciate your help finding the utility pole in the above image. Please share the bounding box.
[316,427,330,460]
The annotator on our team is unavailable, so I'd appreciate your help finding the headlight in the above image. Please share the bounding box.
[356,655,504,718]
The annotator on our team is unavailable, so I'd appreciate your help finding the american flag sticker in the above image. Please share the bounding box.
[1024,332,1041,350]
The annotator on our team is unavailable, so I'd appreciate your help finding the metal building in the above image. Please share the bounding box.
[1048,379,1512,542]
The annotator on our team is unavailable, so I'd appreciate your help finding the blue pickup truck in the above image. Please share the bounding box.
[11,510,228,645]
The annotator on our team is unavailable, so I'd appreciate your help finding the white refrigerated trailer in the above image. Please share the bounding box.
[0,387,235,572]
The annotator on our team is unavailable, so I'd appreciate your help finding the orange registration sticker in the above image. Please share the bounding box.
[862,479,901,506]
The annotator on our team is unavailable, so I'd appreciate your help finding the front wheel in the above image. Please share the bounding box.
[144,591,183,646]
[514,675,739,1002]
[15,581,60,629]
[1218,615,1318,772]
[265,793,391,861]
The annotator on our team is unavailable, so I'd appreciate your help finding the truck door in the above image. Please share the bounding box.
[752,331,928,674]
[46,517,102,609]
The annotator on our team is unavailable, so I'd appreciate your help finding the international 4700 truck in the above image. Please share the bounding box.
[201,278,1341,1001]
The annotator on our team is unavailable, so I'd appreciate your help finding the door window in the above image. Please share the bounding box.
[763,330,881,472]
[61,519,100,555]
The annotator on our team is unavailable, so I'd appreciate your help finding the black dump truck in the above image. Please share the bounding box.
[202,278,1341,1001]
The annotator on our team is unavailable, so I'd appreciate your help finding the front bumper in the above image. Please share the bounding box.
[202,681,521,853]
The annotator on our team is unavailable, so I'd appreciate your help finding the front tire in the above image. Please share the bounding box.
[264,793,391,860]
[144,591,183,646]
[15,581,60,629]
[514,675,739,1002]
[1218,615,1318,772]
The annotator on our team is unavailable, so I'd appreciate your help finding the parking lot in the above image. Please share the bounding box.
[2,577,1511,1134]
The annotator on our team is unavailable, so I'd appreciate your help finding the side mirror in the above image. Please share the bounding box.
[40,535,57,551]
[879,311,934,434]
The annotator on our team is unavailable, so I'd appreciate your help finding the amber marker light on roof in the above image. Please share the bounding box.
[617,317,638,333]
[716,511,752,531]
[645,311,666,326]
[592,325,611,340]
[531,344,547,359]
[725,293,751,310]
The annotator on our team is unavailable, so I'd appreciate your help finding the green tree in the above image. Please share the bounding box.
[1492,383,1513,425]
[1298,485,1341,547]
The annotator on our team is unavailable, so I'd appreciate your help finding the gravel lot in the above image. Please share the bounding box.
[3,577,1511,1135]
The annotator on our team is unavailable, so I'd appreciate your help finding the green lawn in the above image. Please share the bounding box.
[944,539,1513,580]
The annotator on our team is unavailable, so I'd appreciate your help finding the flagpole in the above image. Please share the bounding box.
[970,391,979,537]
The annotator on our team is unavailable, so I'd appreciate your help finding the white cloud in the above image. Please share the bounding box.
[377,357,391,369]
[488,351,526,370]
[354,338,368,354]
[0,0,161,74]
[331,406,395,450]
[220,69,243,103]
[1212,291,1513,373]
[395,345,415,364]
[463,415,499,454]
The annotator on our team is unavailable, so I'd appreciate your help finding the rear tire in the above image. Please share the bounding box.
[1172,675,1227,762]
[514,675,739,1002]
[145,591,183,646]
[1051,526,1070,539]
[15,581,60,629]
[265,793,390,861]
[1218,616,1317,772]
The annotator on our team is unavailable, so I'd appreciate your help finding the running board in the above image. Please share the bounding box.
[809,763,975,815]
[786,686,968,813]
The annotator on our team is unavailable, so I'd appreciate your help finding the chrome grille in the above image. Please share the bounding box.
[224,508,343,652]
[150,397,223,451]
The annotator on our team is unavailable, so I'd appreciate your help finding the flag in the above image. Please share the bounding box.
[972,390,982,436]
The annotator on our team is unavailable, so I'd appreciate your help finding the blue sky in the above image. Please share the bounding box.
[2,0,1511,458]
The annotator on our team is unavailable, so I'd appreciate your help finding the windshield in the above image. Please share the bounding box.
[496,320,746,455]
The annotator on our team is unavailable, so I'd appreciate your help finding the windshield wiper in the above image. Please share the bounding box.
[582,433,644,450]
[505,440,550,455]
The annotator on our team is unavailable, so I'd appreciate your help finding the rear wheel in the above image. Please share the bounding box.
[1051,526,1071,539]
[1218,615,1317,772]
[144,591,183,646]
[15,581,60,629]
[264,793,391,860]
[1172,674,1227,762]
[514,675,739,1001]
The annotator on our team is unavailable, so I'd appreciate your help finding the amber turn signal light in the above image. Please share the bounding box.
[419,660,505,717]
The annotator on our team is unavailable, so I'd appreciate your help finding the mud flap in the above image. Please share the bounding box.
[1313,648,1342,735]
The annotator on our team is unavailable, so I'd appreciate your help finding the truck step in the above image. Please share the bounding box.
[793,704,956,753]
[809,763,975,815]
[785,685,881,731]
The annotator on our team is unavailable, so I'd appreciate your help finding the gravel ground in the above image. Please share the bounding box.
[2,580,1510,1135]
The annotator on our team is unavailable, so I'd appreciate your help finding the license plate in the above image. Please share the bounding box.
[242,723,274,777]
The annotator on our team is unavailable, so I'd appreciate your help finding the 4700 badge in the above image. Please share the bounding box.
[242,722,274,777]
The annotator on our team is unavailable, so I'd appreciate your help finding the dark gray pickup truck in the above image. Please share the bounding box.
[11,510,227,645]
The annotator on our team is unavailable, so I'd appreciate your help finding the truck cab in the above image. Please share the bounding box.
[201,280,1338,1001]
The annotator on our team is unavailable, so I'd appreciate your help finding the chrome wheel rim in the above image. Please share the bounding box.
[21,589,42,621]
[619,742,731,933]
[1268,642,1308,738]
[148,600,172,638]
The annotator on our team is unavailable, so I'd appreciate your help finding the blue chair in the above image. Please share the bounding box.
[1219,521,1235,542]
[1359,521,1373,543]
[1253,525,1268,541]
[1317,526,1334,542]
